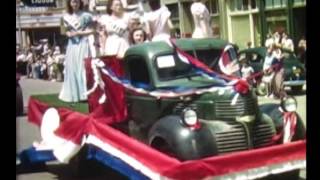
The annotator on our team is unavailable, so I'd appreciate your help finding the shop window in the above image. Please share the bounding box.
[251,0,256,9]
[205,0,219,15]
[294,0,305,5]
[273,0,285,7]
[167,3,179,28]
[265,0,287,8]
[229,0,256,11]
[167,4,179,19]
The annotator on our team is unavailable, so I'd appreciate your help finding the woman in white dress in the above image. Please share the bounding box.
[191,0,213,38]
[98,0,130,58]
[145,0,174,42]
[59,0,94,102]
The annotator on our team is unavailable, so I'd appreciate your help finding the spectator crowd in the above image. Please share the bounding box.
[239,30,306,99]
[16,39,65,82]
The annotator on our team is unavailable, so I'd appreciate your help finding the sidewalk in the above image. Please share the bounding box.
[19,77,62,108]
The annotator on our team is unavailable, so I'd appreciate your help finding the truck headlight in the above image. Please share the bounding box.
[181,108,198,127]
[281,96,297,112]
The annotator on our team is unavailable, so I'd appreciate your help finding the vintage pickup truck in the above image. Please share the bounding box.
[20,38,306,180]
[122,38,305,160]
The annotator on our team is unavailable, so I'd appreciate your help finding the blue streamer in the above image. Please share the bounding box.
[19,147,56,165]
[87,145,150,180]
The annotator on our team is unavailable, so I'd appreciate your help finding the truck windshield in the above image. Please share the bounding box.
[155,54,199,81]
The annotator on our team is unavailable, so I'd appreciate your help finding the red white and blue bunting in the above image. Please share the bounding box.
[85,39,249,106]
[19,96,306,180]
[19,39,306,179]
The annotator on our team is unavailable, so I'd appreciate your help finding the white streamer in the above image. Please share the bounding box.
[85,58,107,104]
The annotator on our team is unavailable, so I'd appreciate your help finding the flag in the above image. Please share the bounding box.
[218,45,240,75]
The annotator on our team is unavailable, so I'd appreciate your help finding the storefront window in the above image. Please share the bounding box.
[294,0,306,5]
[229,0,256,11]
[167,3,179,29]
[205,0,219,15]
[265,0,287,8]
[167,4,179,19]
[55,0,64,8]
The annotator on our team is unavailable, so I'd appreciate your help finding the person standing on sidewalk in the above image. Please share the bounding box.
[271,44,286,99]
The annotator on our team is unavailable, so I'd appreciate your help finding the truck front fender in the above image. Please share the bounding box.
[148,115,218,161]
[259,103,305,141]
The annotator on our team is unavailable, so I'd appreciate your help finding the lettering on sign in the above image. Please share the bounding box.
[23,0,56,7]
[31,0,54,3]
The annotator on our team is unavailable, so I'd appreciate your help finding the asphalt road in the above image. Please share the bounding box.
[16,78,306,180]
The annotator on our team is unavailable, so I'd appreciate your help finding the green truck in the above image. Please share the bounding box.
[122,38,305,162]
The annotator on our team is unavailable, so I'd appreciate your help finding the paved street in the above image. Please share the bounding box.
[16,78,306,180]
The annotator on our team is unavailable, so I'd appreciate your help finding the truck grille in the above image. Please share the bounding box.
[252,122,276,148]
[215,96,257,119]
[215,122,249,154]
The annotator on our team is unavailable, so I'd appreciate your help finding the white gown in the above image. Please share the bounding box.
[98,14,130,58]
[145,6,171,42]
[191,2,213,38]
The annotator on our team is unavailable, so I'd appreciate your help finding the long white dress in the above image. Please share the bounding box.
[191,2,213,38]
[98,14,130,58]
[59,11,92,102]
[145,6,171,42]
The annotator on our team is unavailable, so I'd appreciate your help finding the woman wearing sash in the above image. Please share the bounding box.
[59,0,94,102]
[98,0,130,58]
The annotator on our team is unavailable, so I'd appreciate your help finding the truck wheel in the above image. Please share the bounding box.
[291,85,303,93]
[150,137,177,158]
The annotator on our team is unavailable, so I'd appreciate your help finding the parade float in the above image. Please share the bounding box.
[19,38,306,179]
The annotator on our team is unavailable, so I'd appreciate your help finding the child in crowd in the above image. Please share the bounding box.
[239,55,254,85]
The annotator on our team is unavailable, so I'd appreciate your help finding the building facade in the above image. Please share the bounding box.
[16,0,108,50]
[162,0,306,49]
[16,0,66,49]
[16,0,306,50]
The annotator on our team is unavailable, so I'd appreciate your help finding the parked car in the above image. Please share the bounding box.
[122,38,305,161]
[16,73,24,116]
[238,47,306,92]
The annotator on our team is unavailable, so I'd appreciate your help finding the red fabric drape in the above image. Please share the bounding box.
[85,56,127,124]
[28,98,50,126]
[27,54,306,179]
[28,98,90,144]
[28,97,306,179]
[162,140,305,179]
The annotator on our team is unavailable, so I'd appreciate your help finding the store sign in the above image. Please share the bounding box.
[22,0,56,7]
